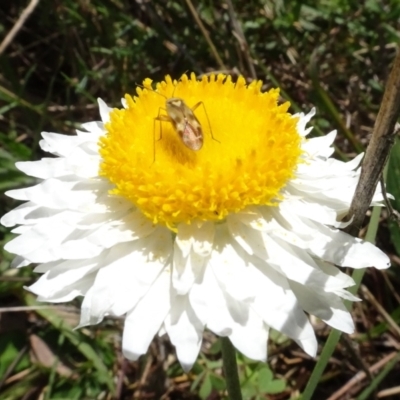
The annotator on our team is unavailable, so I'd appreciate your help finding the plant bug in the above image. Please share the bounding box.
[139,78,219,160]
[155,98,207,151]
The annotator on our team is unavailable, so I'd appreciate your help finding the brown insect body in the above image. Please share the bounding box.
[149,80,218,159]
[155,97,205,152]
[165,98,203,151]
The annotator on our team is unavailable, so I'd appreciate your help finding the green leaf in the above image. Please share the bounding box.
[23,293,115,394]
[387,138,400,255]
[199,373,213,399]
[258,366,273,392]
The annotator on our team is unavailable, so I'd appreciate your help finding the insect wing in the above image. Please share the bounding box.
[182,113,203,150]
[165,98,204,151]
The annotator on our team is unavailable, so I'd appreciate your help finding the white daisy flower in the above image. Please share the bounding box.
[1,73,390,371]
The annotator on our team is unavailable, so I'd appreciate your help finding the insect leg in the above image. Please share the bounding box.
[191,101,220,143]
[155,107,170,140]
[153,108,171,162]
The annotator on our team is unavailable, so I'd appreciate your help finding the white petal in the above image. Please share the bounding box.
[192,221,215,256]
[308,223,391,269]
[175,223,195,257]
[173,243,207,295]
[33,273,94,303]
[16,158,70,179]
[228,207,272,232]
[189,265,232,335]
[228,309,268,362]
[295,108,316,137]
[5,178,108,211]
[4,220,76,262]
[302,130,336,158]
[175,221,214,257]
[39,132,88,157]
[122,269,171,360]
[58,210,156,259]
[228,218,348,291]
[98,98,112,123]
[11,255,30,268]
[313,259,356,288]
[80,120,104,134]
[165,294,204,371]
[210,225,255,302]
[1,202,54,227]
[289,280,354,333]
[247,262,318,356]
[80,227,172,319]
[278,198,342,228]
[29,258,100,298]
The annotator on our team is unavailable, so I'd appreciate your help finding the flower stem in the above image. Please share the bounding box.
[302,205,383,400]
[220,337,243,400]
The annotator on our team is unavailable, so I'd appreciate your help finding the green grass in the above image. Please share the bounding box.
[1,0,400,399]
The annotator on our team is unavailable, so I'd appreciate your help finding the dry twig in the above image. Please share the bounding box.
[344,48,400,236]
[225,0,257,79]
[327,352,398,400]
[184,0,226,70]
[0,0,40,55]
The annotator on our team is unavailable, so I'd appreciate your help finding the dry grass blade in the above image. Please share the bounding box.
[184,0,226,70]
[326,352,398,400]
[360,285,400,338]
[225,0,257,79]
[0,0,40,55]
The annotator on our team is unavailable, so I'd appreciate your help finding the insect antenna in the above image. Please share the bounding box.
[135,82,168,100]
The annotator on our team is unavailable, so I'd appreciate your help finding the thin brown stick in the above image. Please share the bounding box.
[225,0,257,79]
[0,0,40,55]
[378,386,400,398]
[0,305,77,313]
[327,352,398,400]
[184,0,226,70]
[341,334,373,382]
[344,48,400,236]
[361,284,400,338]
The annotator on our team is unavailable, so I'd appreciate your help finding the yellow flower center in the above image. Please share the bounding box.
[99,73,302,229]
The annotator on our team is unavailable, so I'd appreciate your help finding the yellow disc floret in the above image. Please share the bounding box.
[99,73,302,229]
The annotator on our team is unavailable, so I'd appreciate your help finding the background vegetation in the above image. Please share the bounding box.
[1,0,400,399]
